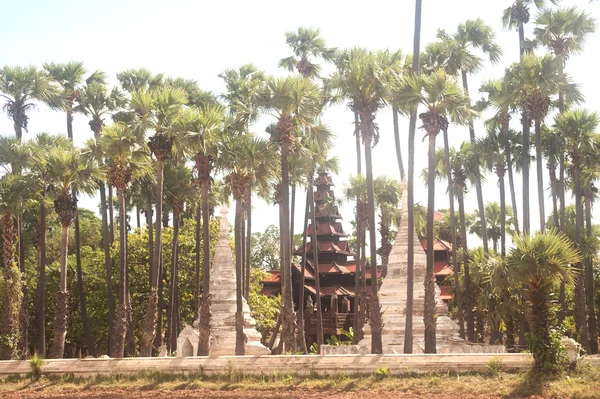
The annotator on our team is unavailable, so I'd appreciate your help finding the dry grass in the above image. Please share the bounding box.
[0,364,599,398]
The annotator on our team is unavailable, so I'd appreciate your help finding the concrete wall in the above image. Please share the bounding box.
[0,353,534,378]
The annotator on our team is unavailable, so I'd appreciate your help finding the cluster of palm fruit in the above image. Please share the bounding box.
[148,133,173,159]
[89,118,103,136]
[272,117,296,146]
[107,164,132,190]
[511,3,530,24]
[194,154,215,182]
[296,57,312,77]
[526,90,551,121]
[272,182,283,205]
[53,194,78,226]
[419,111,442,138]
[224,172,254,203]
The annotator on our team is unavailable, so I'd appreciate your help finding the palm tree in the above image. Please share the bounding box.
[258,76,321,353]
[332,48,390,354]
[221,133,276,355]
[0,66,59,141]
[477,128,513,256]
[219,64,267,299]
[343,175,368,343]
[179,104,225,356]
[506,54,582,232]
[404,0,423,354]
[279,27,337,79]
[43,62,105,141]
[116,68,164,94]
[534,6,596,233]
[507,230,579,372]
[46,147,101,358]
[438,18,503,253]
[100,123,149,358]
[0,174,24,360]
[555,108,597,353]
[163,164,196,353]
[374,176,401,271]
[139,87,188,357]
[502,0,559,58]
[393,69,471,351]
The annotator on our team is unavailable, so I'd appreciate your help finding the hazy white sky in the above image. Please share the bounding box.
[1,0,599,244]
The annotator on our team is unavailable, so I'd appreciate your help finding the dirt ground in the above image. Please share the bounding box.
[0,389,519,399]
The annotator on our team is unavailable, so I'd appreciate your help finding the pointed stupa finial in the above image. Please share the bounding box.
[219,205,228,235]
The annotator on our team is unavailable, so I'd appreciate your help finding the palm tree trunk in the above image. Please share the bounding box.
[141,158,165,357]
[353,206,366,344]
[154,256,165,354]
[235,198,245,356]
[241,212,246,297]
[393,106,405,180]
[574,167,591,353]
[66,110,73,141]
[424,133,437,354]
[169,210,181,353]
[36,199,47,355]
[112,189,128,358]
[442,128,464,338]
[549,167,559,228]
[73,195,97,357]
[297,187,310,353]
[363,119,382,355]
[99,181,115,355]
[522,114,531,234]
[195,205,201,312]
[146,190,154,290]
[503,126,520,235]
[499,170,507,258]
[534,120,545,232]
[461,71,487,252]
[405,0,422,354]
[584,195,598,354]
[457,187,475,342]
[136,207,141,229]
[290,184,296,260]
[17,214,27,357]
[108,185,115,244]
[354,111,361,175]
[280,141,295,353]
[51,223,70,359]
[245,187,252,304]
[197,179,212,356]
[309,177,324,353]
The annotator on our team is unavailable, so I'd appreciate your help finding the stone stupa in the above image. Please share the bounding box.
[207,206,270,356]
[358,181,504,354]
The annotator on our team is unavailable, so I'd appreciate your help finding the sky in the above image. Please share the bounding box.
[1,0,600,249]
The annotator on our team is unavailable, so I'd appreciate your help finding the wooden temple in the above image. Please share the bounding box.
[261,173,454,345]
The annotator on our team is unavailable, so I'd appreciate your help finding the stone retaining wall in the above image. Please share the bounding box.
[0,353,533,378]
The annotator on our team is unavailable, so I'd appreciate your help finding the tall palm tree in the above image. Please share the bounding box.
[43,62,105,141]
[393,69,471,351]
[163,164,196,353]
[25,134,71,356]
[76,80,125,354]
[279,27,337,79]
[507,230,579,372]
[0,174,24,360]
[404,0,423,354]
[139,87,188,356]
[580,163,599,354]
[506,55,582,232]
[258,76,321,353]
[332,48,391,354]
[221,133,276,355]
[0,66,59,141]
[502,0,559,58]
[46,147,102,358]
[534,6,596,233]
[179,104,225,356]
[343,175,368,343]
[555,108,597,353]
[478,128,512,256]
[100,123,149,358]
[438,18,503,253]
[219,64,267,299]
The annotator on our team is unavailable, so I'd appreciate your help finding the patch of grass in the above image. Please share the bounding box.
[1,366,599,398]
